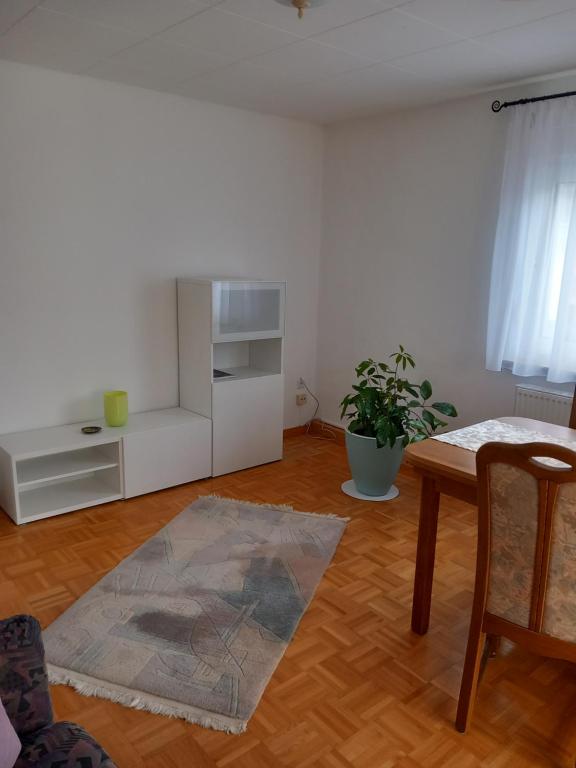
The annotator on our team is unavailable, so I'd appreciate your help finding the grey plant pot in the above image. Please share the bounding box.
[345,429,404,497]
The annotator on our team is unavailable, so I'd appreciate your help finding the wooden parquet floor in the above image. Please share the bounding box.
[1,434,576,768]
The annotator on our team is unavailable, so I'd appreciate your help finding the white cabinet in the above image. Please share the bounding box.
[178,278,285,477]
[0,408,212,524]
[212,374,283,476]
[123,417,211,498]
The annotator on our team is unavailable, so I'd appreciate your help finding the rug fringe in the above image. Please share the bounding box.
[201,494,293,512]
[295,510,351,522]
[47,665,247,734]
[200,494,350,523]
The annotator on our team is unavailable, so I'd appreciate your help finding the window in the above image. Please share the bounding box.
[486,100,576,383]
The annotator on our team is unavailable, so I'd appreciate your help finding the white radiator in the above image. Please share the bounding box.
[514,385,573,426]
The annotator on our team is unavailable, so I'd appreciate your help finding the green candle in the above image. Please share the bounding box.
[103,391,128,427]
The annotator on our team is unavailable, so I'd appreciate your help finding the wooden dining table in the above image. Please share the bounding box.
[405,416,576,636]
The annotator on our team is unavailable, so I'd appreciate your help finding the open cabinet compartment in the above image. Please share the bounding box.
[18,466,122,522]
[213,338,282,382]
[16,443,119,487]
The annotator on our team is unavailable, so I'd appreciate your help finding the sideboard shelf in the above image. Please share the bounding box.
[212,366,278,383]
[19,472,122,523]
[17,445,119,487]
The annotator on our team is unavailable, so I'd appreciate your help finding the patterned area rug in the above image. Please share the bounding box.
[43,496,348,733]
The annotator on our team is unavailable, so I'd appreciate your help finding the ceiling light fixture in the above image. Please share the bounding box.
[274,0,327,19]
[292,0,308,18]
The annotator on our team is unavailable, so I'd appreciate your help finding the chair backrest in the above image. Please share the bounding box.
[570,384,576,430]
[476,442,576,650]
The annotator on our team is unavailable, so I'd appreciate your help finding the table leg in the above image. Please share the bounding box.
[411,476,440,635]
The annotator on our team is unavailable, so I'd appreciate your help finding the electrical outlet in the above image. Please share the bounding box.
[296,392,308,406]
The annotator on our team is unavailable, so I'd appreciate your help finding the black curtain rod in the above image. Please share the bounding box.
[492,89,576,112]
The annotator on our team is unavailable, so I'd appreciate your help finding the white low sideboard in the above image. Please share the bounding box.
[0,408,211,525]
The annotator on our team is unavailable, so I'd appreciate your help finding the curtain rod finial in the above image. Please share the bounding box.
[492,100,503,113]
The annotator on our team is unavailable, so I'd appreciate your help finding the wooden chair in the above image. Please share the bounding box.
[570,383,576,429]
[456,441,576,733]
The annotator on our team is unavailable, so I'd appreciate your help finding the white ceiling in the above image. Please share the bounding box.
[1,0,576,122]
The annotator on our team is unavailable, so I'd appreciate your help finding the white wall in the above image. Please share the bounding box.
[3,60,574,438]
[0,61,323,434]
[317,76,576,429]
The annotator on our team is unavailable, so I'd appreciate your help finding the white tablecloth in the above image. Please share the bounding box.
[432,419,576,466]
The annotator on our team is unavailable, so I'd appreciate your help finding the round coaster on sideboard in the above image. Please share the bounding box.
[81,426,102,434]
[341,479,399,502]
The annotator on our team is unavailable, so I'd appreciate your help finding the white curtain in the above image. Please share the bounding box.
[486,98,576,383]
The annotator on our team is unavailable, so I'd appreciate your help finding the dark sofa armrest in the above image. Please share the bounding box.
[0,615,53,737]
[16,722,117,768]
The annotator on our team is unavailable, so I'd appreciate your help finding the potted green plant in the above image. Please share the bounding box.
[340,346,457,499]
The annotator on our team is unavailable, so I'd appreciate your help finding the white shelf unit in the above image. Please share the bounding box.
[0,439,122,524]
[0,408,212,524]
[178,278,285,476]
